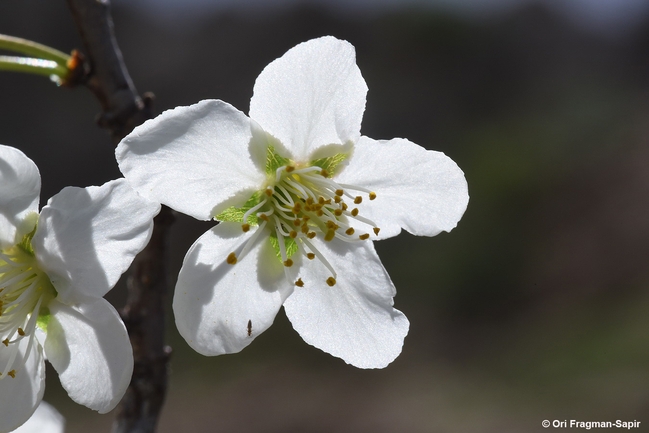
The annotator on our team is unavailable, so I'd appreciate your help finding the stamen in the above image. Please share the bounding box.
[369,192,377,200]
[359,234,370,240]
[295,278,304,287]
[226,252,237,265]
[241,223,251,232]
[373,227,381,235]
[354,196,362,204]
[326,277,336,287]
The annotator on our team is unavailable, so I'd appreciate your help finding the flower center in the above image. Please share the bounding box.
[0,245,56,380]
[221,158,380,288]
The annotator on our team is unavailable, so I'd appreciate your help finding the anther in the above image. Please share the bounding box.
[8,370,16,378]
[326,221,339,230]
[359,234,370,240]
[307,253,315,260]
[2,339,8,347]
[335,189,344,196]
[289,231,298,239]
[334,209,343,216]
[286,166,295,173]
[369,192,377,200]
[326,277,336,287]
[334,196,341,203]
[226,252,238,265]
[284,259,294,267]
[373,227,381,235]
[345,228,355,235]
[324,230,336,242]
[241,223,251,232]
[17,328,25,336]
[295,278,304,287]
[320,169,330,177]
[293,219,301,226]
[259,213,269,222]
[354,196,362,204]
[307,232,316,239]
[265,188,273,196]
[351,208,359,217]
[301,224,309,234]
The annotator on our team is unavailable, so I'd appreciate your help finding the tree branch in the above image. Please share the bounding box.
[65,1,171,432]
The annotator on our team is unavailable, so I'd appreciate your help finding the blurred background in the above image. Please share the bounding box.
[2,0,649,431]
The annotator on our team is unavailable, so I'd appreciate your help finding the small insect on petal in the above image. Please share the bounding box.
[247,320,252,337]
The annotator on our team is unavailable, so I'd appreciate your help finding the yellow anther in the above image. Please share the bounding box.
[259,213,269,222]
[334,209,343,216]
[316,210,324,217]
[345,228,355,235]
[295,278,304,287]
[351,208,359,217]
[359,234,370,240]
[341,203,348,211]
[369,192,377,200]
[284,259,294,267]
[286,165,295,173]
[241,223,251,232]
[292,204,302,215]
[306,197,314,205]
[373,227,381,236]
[2,339,8,347]
[289,231,298,239]
[294,219,301,226]
[354,196,362,204]
[226,252,238,265]
[301,224,309,234]
[307,232,316,239]
[265,188,273,196]
[326,221,339,230]
[318,196,325,205]
[17,328,25,336]
[302,215,310,222]
[307,253,315,260]
[324,230,336,241]
[320,169,330,177]
[334,196,341,203]
[326,277,336,287]
[8,370,16,378]
[335,189,344,196]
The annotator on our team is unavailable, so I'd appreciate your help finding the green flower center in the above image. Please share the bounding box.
[0,229,56,380]
[216,146,380,287]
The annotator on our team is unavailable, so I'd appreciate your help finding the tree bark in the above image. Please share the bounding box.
[65,1,171,432]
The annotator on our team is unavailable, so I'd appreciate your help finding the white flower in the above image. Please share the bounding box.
[116,36,468,369]
[11,401,64,433]
[0,144,160,431]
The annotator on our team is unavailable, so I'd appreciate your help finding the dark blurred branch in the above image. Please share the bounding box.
[66,0,152,144]
[65,1,172,432]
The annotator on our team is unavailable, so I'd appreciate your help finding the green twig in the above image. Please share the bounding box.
[0,34,70,65]
[0,55,68,79]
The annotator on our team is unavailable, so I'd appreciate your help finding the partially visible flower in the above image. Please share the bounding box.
[11,401,64,433]
[116,36,468,368]
[0,144,160,431]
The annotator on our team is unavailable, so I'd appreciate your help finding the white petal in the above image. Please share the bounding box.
[116,100,266,220]
[0,338,45,432]
[336,136,469,239]
[249,36,367,161]
[174,222,294,356]
[284,237,409,368]
[44,298,133,414]
[11,401,65,433]
[0,145,40,249]
[32,179,159,304]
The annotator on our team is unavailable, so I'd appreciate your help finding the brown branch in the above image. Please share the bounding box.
[66,0,152,144]
[65,1,172,432]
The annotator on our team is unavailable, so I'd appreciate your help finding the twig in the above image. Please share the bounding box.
[65,1,172,432]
